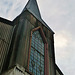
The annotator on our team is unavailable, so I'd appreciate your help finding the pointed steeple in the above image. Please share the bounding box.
[22,0,41,19]
[22,0,54,34]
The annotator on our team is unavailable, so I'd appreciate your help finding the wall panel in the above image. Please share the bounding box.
[0,22,14,73]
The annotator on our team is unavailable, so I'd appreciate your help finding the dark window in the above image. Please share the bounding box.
[29,30,44,75]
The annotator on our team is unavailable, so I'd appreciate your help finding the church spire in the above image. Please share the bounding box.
[22,0,41,19]
[22,0,54,34]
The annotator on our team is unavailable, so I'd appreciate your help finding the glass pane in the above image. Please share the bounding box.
[29,30,44,75]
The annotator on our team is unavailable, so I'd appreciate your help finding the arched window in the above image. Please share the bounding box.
[29,30,44,75]
[27,26,49,75]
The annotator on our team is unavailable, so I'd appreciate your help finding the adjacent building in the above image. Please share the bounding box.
[0,0,63,75]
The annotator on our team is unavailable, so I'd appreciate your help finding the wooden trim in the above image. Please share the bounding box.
[27,26,49,75]
[46,43,49,75]
[31,26,47,43]
[44,43,47,75]
[27,32,32,70]
[31,26,41,32]
[50,57,52,75]
[40,27,47,43]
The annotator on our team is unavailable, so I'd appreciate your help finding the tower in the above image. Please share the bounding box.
[0,0,63,75]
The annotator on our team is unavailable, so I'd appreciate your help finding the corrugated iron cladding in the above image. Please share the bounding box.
[0,22,14,73]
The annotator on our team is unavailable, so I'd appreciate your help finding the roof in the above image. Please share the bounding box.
[0,17,13,26]
[22,0,41,19]
[22,0,54,34]
[55,64,64,75]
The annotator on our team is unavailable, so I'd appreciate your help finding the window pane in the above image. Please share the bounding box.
[29,30,44,75]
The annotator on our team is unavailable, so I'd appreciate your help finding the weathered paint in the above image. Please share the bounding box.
[0,10,56,75]
[0,22,14,74]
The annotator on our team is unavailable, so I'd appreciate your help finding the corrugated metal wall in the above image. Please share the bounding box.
[0,22,14,73]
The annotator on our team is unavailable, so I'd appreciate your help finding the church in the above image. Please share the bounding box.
[0,0,63,75]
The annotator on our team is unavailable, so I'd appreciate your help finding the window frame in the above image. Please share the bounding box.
[27,26,49,75]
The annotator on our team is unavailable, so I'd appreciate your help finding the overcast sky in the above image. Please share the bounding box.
[0,0,75,75]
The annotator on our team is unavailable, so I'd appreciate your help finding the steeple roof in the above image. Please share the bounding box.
[22,0,41,19]
[22,0,54,34]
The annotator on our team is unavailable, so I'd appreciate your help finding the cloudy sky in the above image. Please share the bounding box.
[0,0,75,75]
